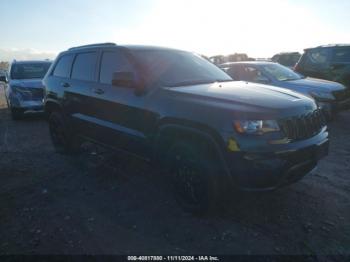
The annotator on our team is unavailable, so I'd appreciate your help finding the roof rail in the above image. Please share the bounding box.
[312,44,350,49]
[68,42,117,51]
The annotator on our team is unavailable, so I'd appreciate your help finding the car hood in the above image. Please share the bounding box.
[9,79,44,89]
[283,77,345,92]
[165,81,314,111]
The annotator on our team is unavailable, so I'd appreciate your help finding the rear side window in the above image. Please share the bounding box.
[53,55,74,78]
[332,48,350,63]
[99,51,133,84]
[304,49,329,68]
[71,52,98,81]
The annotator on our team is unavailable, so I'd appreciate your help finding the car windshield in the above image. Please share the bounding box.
[130,49,232,87]
[262,63,303,81]
[10,62,51,80]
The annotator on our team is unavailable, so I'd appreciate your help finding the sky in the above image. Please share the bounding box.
[0,0,349,61]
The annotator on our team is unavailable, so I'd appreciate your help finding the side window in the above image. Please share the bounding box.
[227,66,242,80]
[53,54,74,78]
[71,52,98,81]
[304,49,328,68]
[99,51,133,85]
[332,48,350,63]
[227,65,245,81]
[243,66,265,82]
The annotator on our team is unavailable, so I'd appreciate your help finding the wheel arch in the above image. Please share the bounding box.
[154,118,227,164]
[44,100,62,115]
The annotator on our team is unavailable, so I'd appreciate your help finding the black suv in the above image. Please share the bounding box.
[271,52,301,68]
[43,43,329,214]
[295,45,350,110]
[295,45,350,85]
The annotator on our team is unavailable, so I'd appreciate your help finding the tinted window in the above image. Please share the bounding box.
[71,52,97,81]
[242,66,267,82]
[304,49,328,67]
[226,65,245,80]
[131,50,231,87]
[278,54,301,67]
[100,51,133,84]
[53,55,74,78]
[332,48,350,63]
[11,62,51,80]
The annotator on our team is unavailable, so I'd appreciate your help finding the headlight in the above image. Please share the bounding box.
[12,86,32,94]
[11,86,32,98]
[309,91,334,101]
[233,120,280,135]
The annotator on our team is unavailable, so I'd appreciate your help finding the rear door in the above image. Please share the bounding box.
[65,51,100,139]
[47,53,75,114]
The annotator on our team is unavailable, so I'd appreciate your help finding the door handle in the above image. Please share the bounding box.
[61,82,70,88]
[94,88,105,95]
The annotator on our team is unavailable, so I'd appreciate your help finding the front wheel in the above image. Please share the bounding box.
[49,111,82,154]
[10,108,24,120]
[166,141,221,215]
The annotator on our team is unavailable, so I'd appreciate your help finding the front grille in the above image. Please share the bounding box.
[333,88,350,101]
[17,87,44,101]
[278,109,326,141]
[30,88,44,100]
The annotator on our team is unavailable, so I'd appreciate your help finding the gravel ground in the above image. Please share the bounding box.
[0,84,349,255]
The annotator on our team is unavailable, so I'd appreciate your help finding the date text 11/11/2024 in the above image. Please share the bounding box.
[127,256,220,261]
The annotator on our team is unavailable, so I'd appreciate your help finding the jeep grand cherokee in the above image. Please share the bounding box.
[43,43,329,214]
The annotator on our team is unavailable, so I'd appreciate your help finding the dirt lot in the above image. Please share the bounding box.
[0,84,349,255]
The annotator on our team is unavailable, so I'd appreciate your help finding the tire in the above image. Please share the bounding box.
[11,108,24,120]
[166,140,221,215]
[48,111,82,154]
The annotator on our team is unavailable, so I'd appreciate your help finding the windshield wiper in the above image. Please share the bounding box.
[168,79,231,87]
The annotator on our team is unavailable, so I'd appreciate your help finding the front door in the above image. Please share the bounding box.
[87,49,157,156]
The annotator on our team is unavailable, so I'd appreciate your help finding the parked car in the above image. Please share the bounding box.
[227,53,254,62]
[295,44,350,88]
[0,60,52,120]
[0,69,7,77]
[43,43,329,214]
[219,61,350,119]
[209,55,225,65]
[0,70,7,86]
[271,52,301,68]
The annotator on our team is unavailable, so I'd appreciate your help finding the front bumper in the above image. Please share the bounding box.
[9,95,44,112]
[225,135,329,191]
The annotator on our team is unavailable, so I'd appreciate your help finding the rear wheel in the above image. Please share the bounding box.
[166,140,221,215]
[49,111,82,154]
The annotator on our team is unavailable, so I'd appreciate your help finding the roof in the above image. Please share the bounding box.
[11,60,52,64]
[219,61,276,67]
[305,44,350,50]
[68,42,117,51]
[122,45,183,52]
[65,43,184,53]
[273,52,301,56]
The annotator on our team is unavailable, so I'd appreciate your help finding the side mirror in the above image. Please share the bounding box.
[112,72,135,88]
[0,75,8,83]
